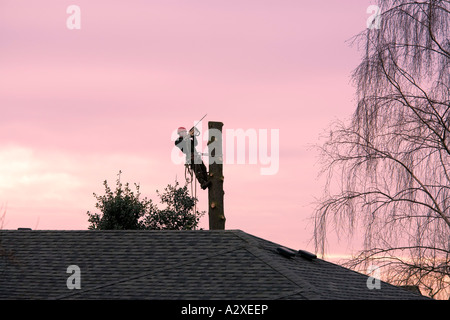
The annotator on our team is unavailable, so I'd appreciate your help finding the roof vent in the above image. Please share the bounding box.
[276,247,296,258]
[17,228,32,231]
[298,250,317,261]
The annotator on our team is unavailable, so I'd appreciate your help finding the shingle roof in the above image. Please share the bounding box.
[0,229,428,300]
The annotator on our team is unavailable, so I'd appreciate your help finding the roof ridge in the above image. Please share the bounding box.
[232,230,321,300]
[53,243,248,300]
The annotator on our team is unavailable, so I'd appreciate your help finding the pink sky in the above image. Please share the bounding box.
[0,0,375,258]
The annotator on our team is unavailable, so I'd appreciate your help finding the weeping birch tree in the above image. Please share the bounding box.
[314,0,450,299]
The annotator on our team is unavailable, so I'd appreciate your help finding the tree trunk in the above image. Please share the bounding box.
[208,121,225,230]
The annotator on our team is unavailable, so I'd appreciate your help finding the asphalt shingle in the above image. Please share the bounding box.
[0,229,428,300]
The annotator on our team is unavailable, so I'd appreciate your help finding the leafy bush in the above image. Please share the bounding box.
[87,171,204,230]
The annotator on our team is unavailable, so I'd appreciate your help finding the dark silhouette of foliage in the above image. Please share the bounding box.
[144,183,202,230]
[87,171,204,231]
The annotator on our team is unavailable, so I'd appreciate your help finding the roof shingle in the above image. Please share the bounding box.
[0,229,428,300]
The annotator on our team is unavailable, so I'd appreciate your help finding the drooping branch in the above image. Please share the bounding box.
[313,0,450,299]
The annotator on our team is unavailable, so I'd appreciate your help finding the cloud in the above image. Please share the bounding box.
[0,145,158,208]
[0,146,82,202]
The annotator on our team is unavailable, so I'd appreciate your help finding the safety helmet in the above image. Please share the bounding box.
[177,127,187,135]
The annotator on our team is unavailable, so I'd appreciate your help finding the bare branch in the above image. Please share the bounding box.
[313,0,450,299]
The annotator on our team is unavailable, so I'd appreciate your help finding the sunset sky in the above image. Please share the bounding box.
[0,0,376,257]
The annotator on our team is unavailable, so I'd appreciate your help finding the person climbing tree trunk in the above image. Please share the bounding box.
[175,126,211,190]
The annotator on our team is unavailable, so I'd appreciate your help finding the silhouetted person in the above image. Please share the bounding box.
[175,127,211,190]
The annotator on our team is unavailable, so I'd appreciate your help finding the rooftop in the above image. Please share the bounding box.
[0,229,428,300]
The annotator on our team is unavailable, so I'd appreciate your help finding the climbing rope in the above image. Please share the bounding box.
[185,164,198,229]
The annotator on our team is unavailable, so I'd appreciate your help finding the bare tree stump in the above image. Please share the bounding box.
[208,121,225,230]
